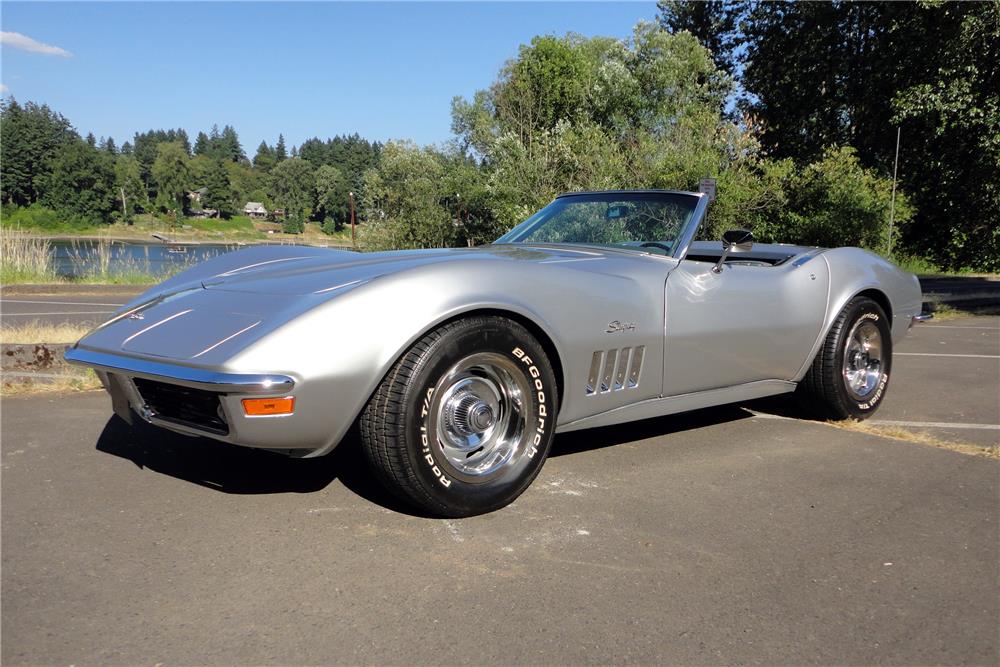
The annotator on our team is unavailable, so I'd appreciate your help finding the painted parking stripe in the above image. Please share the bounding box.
[0,299,125,307]
[896,352,999,359]
[920,325,999,330]
[748,411,998,431]
[868,419,999,431]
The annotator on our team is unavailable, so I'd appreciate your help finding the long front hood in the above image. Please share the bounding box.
[198,244,619,295]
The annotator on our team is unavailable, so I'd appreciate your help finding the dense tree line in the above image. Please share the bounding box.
[1,3,995,270]
[0,99,381,233]
[658,0,999,270]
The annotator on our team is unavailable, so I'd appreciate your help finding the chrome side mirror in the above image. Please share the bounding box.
[713,229,755,273]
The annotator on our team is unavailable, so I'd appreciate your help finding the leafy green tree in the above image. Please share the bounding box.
[41,139,115,224]
[0,100,78,205]
[360,141,455,250]
[202,159,235,217]
[314,164,349,229]
[114,153,146,221]
[132,128,191,199]
[270,157,314,219]
[152,141,190,215]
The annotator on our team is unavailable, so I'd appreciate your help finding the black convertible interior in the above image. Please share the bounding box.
[683,241,807,267]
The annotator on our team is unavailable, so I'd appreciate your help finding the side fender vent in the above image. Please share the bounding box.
[586,346,644,395]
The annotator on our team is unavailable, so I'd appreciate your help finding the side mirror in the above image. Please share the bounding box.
[714,229,755,273]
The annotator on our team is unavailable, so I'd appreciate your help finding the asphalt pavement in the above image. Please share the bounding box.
[1,315,997,665]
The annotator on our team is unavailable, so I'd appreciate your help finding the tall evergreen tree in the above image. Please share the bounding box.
[275,134,288,161]
[193,131,210,156]
[0,100,78,205]
[253,140,276,172]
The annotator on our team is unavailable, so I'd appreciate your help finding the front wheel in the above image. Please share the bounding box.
[360,316,558,517]
[798,296,892,420]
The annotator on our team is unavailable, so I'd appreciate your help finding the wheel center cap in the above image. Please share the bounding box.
[469,403,495,432]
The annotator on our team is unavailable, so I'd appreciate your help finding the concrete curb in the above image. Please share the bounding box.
[1,343,72,372]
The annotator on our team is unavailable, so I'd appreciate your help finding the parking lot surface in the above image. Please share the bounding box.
[1,317,997,665]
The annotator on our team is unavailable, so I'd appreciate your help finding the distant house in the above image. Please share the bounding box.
[271,208,286,220]
[244,202,268,219]
[188,187,208,203]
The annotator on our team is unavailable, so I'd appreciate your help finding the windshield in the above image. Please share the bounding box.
[494,191,700,255]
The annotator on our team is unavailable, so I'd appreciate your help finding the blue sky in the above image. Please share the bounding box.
[1,2,657,151]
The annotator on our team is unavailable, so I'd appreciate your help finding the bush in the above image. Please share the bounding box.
[282,216,305,234]
[0,204,98,233]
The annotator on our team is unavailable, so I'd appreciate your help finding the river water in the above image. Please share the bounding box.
[51,240,244,279]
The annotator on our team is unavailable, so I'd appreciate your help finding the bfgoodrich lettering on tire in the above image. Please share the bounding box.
[360,315,558,517]
[798,296,893,420]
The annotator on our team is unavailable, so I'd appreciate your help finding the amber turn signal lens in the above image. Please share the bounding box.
[242,396,295,416]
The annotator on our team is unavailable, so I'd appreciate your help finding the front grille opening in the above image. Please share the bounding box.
[132,378,229,435]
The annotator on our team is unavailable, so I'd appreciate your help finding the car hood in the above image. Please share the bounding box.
[200,244,615,295]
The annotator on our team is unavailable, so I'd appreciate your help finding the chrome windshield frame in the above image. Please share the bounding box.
[494,189,708,259]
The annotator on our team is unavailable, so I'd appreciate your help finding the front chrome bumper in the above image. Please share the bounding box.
[64,347,294,394]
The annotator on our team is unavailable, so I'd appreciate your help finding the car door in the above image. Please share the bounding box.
[662,256,830,396]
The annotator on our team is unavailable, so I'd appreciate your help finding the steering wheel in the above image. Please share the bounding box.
[639,242,673,254]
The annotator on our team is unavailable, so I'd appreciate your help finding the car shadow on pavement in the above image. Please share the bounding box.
[94,399,785,514]
[94,415,420,514]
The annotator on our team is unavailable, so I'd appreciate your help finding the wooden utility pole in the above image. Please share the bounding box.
[349,191,356,248]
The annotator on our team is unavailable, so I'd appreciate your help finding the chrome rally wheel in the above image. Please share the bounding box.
[842,319,884,401]
[360,316,558,517]
[430,353,532,483]
[798,296,893,420]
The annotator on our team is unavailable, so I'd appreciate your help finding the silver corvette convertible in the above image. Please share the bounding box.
[68,190,923,516]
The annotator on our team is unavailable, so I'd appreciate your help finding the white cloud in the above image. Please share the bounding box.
[1,31,72,58]
[0,84,8,94]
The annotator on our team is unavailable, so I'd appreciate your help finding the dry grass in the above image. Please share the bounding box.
[1,369,103,395]
[829,419,1000,460]
[0,228,57,283]
[0,320,91,344]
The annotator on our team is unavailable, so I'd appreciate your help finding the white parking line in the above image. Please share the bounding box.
[920,325,999,330]
[0,300,125,307]
[868,419,1000,431]
[1,311,115,316]
[747,411,999,431]
[896,352,999,359]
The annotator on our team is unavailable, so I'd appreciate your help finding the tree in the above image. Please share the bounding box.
[657,0,743,78]
[219,125,245,162]
[193,131,210,156]
[41,139,115,224]
[132,128,192,199]
[114,153,146,222]
[360,141,456,250]
[0,99,78,205]
[275,134,287,161]
[252,140,276,172]
[270,157,314,220]
[100,136,117,155]
[314,164,349,230]
[152,141,190,215]
[201,159,234,217]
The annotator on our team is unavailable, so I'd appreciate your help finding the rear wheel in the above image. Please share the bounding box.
[798,296,892,420]
[360,316,558,517]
